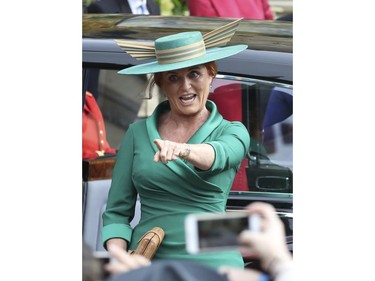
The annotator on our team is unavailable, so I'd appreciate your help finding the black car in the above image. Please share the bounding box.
[82,14,293,258]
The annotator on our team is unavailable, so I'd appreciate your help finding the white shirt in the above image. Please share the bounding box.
[127,0,150,15]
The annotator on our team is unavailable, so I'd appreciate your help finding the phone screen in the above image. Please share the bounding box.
[198,216,249,249]
[185,212,260,254]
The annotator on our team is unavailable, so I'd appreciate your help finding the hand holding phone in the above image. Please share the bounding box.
[185,211,260,254]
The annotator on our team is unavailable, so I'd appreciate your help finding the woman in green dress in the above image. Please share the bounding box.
[101,20,250,270]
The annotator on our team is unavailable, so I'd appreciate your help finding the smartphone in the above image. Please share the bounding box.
[185,211,260,254]
[93,251,111,281]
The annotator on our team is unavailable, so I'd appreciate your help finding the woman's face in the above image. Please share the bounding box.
[159,65,213,116]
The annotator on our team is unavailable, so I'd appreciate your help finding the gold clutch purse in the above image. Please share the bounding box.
[128,227,165,260]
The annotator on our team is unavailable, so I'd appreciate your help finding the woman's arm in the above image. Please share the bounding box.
[153,139,215,170]
[105,238,128,251]
[153,121,250,172]
[102,125,138,248]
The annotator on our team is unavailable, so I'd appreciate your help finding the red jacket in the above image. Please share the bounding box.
[188,0,274,20]
[82,91,116,160]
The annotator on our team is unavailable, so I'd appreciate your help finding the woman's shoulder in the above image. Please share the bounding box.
[129,118,147,129]
[121,119,148,138]
[220,119,247,131]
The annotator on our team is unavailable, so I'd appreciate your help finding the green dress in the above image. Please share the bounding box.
[102,100,250,269]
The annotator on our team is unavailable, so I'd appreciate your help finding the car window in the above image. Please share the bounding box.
[211,75,293,193]
[84,67,165,149]
[83,67,292,194]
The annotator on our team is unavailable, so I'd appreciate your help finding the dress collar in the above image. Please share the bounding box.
[146,100,223,147]
[146,100,225,193]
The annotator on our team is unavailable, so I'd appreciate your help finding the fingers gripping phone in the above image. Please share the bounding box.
[185,211,260,254]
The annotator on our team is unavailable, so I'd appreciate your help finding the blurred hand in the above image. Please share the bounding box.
[238,202,292,271]
[218,267,263,281]
[105,244,151,275]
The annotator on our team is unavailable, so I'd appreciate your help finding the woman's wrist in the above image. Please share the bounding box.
[106,238,128,251]
[179,143,191,159]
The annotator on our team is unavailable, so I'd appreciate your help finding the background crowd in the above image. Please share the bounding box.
[82,0,293,20]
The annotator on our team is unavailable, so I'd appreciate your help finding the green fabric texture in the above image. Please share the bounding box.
[101,100,250,269]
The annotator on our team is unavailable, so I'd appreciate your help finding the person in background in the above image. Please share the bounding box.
[83,91,117,160]
[101,20,250,270]
[102,202,292,281]
[188,0,274,20]
[86,0,160,15]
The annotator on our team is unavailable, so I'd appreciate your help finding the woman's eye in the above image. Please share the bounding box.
[189,71,200,78]
[168,75,178,82]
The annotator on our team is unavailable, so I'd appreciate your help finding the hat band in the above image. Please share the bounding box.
[156,40,206,65]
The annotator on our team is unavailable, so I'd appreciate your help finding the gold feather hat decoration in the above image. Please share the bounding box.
[115,18,247,75]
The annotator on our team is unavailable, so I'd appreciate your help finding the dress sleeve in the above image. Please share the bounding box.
[204,121,250,174]
[101,124,138,246]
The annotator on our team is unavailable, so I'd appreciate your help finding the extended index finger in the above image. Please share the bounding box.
[153,139,163,151]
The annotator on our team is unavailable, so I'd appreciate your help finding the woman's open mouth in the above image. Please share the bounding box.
[179,94,196,104]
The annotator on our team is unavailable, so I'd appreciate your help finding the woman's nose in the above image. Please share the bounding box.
[181,78,191,90]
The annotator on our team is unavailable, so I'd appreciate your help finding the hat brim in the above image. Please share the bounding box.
[118,44,247,75]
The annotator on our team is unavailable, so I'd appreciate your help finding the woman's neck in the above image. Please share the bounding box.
[158,108,210,142]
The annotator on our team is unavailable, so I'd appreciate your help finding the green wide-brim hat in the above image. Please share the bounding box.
[115,19,248,75]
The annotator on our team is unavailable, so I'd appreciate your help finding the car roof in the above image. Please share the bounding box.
[83,15,293,84]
